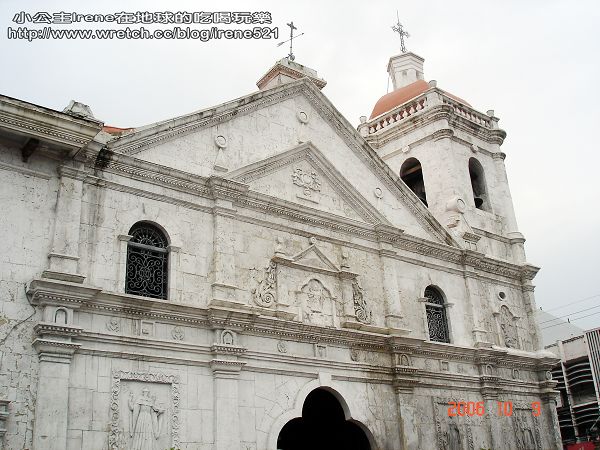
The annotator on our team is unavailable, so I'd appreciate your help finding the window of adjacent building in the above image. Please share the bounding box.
[468,158,490,211]
[400,157,428,206]
[125,222,169,300]
[424,286,450,343]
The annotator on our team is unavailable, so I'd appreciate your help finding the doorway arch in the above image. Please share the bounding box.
[276,388,372,450]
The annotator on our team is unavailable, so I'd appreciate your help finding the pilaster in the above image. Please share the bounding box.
[32,339,80,450]
[379,243,405,332]
[43,165,87,283]
[210,200,241,307]
[211,329,246,450]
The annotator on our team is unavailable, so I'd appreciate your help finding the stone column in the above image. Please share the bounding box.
[32,340,79,450]
[44,166,87,283]
[379,244,404,332]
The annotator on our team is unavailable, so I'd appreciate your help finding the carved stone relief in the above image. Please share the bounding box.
[292,167,321,203]
[499,305,519,349]
[300,278,339,326]
[252,261,277,308]
[277,340,288,353]
[399,354,411,366]
[314,343,327,358]
[140,320,154,337]
[171,326,184,341]
[109,370,180,450]
[433,398,475,450]
[106,317,120,333]
[512,407,541,450]
[352,279,372,324]
[220,329,237,346]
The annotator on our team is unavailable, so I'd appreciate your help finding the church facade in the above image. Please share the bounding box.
[0,52,562,450]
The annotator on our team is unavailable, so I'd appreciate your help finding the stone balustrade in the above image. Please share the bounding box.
[359,89,496,136]
[442,97,492,129]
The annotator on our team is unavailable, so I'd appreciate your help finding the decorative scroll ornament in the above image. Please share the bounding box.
[292,168,321,197]
[352,279,372,324]
[252,261,277,308]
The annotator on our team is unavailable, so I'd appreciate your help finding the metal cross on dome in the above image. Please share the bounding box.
[277,21,304,61]
[391,12,410,53]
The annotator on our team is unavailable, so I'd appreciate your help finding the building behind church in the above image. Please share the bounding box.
[0,48,563,449]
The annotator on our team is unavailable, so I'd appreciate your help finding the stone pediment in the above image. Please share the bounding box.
[289,244,340,273]
[227,142,390,225]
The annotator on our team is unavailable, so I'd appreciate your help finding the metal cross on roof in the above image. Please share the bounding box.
[391,12,410,53]
[277,21,304,61]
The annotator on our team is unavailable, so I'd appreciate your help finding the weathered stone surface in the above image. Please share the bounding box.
[0,54,560,450]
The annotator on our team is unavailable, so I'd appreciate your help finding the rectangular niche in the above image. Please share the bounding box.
[109,370,180,450]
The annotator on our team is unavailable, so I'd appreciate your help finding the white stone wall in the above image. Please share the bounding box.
[0,82,560,450]
[0,143,61,449]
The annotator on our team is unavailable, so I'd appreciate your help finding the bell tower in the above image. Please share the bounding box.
[358,51,526,264]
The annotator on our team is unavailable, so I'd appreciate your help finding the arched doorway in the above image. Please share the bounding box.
[276,388,371,450]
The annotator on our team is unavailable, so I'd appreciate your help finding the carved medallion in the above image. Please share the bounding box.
[106,317,120,333]
[171,326,184,341]
[277,341,288,353]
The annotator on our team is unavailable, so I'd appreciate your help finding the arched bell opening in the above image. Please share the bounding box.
[468,157,490,211]
[400,157,428,207]
[276,388,372,450]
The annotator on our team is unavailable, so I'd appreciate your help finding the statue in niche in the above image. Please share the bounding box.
[128,388,165,450]
[443,421,461,450]
[305,279,325,312]
[300,278,337,326]
[500,305,518,348]
[516,415,536,450]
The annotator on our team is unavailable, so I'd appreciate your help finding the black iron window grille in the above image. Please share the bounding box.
[424,286,450,343]
[125,223,168,300]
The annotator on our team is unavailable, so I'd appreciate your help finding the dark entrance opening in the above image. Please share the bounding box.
[276,388,372,450]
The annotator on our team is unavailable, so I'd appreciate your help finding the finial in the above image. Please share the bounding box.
[277,21,305,61]
[391,11,410,53]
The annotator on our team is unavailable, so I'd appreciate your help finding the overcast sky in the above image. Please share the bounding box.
[2,0,599,331]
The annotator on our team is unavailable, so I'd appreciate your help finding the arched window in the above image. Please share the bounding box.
[126,222,169,300]
[468,158,490,211]
[400,158,427,206]
[424,286,450,343]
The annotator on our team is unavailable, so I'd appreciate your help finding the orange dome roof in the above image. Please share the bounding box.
[369,80,470,119]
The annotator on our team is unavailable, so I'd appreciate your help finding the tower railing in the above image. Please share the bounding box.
[358,89,496,137]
